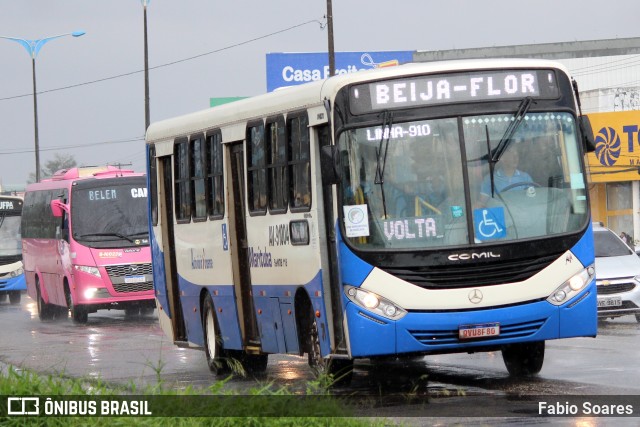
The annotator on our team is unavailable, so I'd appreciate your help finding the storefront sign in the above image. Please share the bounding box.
[587,111,640,182]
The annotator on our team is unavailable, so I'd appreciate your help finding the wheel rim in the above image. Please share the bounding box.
[206,309,216,358]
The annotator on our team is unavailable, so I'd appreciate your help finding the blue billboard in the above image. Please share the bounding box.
[266,51,414,92]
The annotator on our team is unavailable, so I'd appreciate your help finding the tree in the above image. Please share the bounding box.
[27,153,77,183]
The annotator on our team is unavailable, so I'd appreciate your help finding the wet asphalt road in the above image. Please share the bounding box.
[2,293,640,423]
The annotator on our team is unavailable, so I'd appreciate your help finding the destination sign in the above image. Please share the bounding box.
[349,69,559,114]
[0,199,22,212]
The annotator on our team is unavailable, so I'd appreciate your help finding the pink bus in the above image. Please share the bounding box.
[21,166,154,323]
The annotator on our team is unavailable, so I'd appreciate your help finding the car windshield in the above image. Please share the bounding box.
[594,229,632,257]
[338,112,589,250]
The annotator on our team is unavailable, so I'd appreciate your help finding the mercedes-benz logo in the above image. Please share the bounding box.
[468,289,483,304]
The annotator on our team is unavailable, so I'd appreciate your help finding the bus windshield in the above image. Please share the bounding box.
[0,215,22,256]
[71,180,149,248]
[339,112,589,249]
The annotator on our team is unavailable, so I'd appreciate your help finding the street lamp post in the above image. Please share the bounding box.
[0,31,85,182]
[141,0,151,131]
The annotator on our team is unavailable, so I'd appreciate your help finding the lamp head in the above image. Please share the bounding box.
[71,31,85,37]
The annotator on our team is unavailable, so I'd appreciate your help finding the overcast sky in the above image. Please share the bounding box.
[0,0,638,187]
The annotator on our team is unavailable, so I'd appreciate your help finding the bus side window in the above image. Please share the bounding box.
[288,112,311,211]
[174,137,191,222]
[247,120,267,214]
[267,115,288,214]
[206,131,224,219]
[190,133,207,221]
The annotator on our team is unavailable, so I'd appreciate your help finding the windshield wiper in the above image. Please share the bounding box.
[491,96,536,162]
[75,232,136,243]
[485,96,536,197]
[374,110,394,218]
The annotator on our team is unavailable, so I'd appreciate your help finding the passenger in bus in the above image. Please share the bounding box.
[479,148,534,202]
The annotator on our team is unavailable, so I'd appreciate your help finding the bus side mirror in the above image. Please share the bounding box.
[50,200,67,218]
[320,145,341,185]
[580,115,596,153]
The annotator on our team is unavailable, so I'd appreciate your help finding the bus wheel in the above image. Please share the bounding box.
[203,293,229,375]
[36,282,54,321]
[307,309,353,386]
[140,307,155,317]
[8,291,21,305]
[65,286,87,324]
[242,353,268,374]
[501,341,545,376]
[0,293,6,303]
[125,307,140,318]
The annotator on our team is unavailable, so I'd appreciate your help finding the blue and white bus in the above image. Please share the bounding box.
[0,195,25,305]
[146,59,596,382]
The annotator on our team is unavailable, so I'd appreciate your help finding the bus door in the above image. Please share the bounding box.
[227,142,261,350]
[157,155,187,343]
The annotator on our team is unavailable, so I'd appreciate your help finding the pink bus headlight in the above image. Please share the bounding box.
[73,265,101,278]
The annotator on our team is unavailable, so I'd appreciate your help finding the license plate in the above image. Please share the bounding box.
[459,322,500,340]
[598,296,622,308]
[124,275,145,284]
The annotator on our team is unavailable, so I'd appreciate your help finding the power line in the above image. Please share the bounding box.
[0,136,144,155]
[0,18,325,102]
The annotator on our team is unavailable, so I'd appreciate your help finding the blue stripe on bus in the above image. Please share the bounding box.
[337,226,374,286]
[346,283,597,357]
[570,221,595,267]
[174,270,328,356]
[0,274,26,292]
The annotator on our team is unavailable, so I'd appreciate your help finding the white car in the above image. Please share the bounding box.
[593,223,640,322]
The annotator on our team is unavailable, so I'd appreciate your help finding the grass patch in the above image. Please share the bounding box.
[0,365,386,426]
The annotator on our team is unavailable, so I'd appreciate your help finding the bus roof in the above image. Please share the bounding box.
[44,166,136,181]
[146,58,573,145]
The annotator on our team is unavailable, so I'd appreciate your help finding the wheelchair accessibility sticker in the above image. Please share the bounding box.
[474,207,506,240]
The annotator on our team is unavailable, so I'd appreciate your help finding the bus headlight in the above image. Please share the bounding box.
[84,288,98,299]
[73,265,101,278]
[10,267,23,277]
[345,285,407,320]
[547,265,594,306]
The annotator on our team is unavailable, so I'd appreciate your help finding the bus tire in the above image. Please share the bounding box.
[125,307,140,317]
[501,341,545,376]
[307,308,354,386]
[242,353,268,374]
[140,307,154,317]
[36,281,54,321]
[65,284,88,324]
[0,292,6,303]
[8,291,21,305]
[203,293,229,375]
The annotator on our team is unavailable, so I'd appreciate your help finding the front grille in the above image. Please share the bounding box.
[112,282,153,293]
[597,282,636,295]
[105,263,153,294]
[105,263,153,276]
[409,318,546,346]
[0,255,21,265]
[381,253,560,289]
